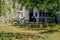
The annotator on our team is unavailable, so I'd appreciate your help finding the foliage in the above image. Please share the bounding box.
[0,0,7,16]
[12,0,17,9]
[0,0,60,16]
[18,0,60,13]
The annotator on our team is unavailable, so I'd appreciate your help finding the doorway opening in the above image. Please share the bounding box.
[29,11,36,22]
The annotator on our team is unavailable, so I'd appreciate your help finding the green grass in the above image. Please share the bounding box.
[0,32,48,40]
[0,23,60,40]
[0,32,60,40]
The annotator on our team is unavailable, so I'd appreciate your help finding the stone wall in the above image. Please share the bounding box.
[0,0,29,21]
[0,0,29,23]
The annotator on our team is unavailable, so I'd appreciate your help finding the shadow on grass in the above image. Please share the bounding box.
[40,29,59,34]
[12,23,60,32]
[0,31,49,40]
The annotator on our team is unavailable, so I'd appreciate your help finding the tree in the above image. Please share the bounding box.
[0,0,60,15]
[0,0,7,16]
[18,0,60,14]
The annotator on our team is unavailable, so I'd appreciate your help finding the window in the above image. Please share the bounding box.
[35,12,37,17]
[19,12,23,18]
[43,13,45,17]
[21,12,23,17]
[39,13,41,17]
[46,13,47,17]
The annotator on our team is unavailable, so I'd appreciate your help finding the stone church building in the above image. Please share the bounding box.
[18,6,52,23]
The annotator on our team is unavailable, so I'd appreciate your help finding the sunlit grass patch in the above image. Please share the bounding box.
[0,23,60,40]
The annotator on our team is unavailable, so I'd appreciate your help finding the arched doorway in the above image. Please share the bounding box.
[29,11,36,22]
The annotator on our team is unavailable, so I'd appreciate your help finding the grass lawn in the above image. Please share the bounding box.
[0,23,60,40]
